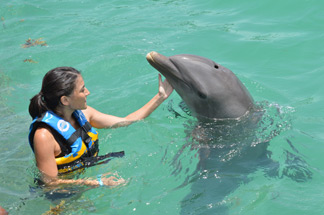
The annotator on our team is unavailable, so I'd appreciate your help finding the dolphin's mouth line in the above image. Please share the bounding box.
[146,52,171,77]
[146,52,156,64]
[147,52,192,90]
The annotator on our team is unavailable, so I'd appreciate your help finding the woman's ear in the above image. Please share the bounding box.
[60,95,70,106]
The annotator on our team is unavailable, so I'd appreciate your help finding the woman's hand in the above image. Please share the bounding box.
[99,172,126,186]
[101,176,125,186]
[158,74,174,100]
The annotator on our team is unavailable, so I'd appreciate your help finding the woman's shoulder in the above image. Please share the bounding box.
[32,126,57,151]
[81,106,98,121]
[34,126,55,142]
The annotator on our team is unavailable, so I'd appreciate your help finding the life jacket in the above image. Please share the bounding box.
[28,110,124,174]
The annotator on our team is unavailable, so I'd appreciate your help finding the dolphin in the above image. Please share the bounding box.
[147,52,312,214]
[146,51,254,120]
[146,51,262,213]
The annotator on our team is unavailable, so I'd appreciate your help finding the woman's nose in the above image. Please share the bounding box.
[85,87,90,96]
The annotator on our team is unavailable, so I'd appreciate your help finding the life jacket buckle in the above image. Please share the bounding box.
[84,136,91,145]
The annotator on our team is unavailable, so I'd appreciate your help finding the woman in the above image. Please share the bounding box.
[28,67,173,186]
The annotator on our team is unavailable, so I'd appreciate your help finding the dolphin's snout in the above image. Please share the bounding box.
[146,51,182,83]
[146,51,154,61]
[146,51,170,68]
[146,51,164,64]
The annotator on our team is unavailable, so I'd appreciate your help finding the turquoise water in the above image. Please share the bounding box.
[1,0,324,214]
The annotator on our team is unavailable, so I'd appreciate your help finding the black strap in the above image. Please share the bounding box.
[57,151,125,173]
[82,151,125,168]
[67,122,92,145]
[85,151,125,163]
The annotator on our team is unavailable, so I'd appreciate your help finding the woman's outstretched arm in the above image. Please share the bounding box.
[85,74,173,129]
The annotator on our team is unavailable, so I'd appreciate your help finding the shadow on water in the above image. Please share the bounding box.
[165,100,312,214]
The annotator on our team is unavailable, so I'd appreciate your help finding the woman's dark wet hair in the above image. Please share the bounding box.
[29,67,81,119]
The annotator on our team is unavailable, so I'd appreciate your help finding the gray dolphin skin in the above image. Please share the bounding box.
[146,51,254,120]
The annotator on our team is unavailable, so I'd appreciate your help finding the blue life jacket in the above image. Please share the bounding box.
[29,110,99,174]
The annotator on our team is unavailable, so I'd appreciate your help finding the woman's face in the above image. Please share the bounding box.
[66,75,90,110]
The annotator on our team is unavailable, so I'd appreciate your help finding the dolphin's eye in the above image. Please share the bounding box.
[197,91,207,99]
[214,64,219,69]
